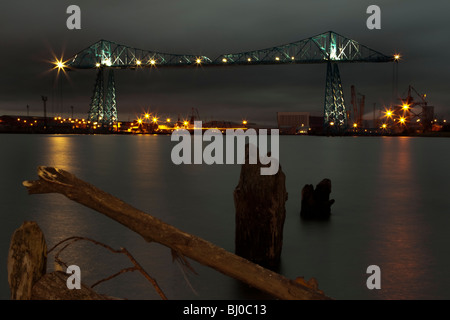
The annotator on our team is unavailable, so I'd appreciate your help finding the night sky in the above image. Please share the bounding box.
[1,0,449,126]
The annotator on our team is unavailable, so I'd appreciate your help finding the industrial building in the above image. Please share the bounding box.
[276,112,323,134]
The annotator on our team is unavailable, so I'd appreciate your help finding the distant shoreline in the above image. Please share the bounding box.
[1,130,449,138]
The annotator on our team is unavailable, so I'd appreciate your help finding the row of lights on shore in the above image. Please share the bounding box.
[134,113,248,127]
[329,99,445,129]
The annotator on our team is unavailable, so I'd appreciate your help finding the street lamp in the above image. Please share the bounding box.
[41,96,48,129]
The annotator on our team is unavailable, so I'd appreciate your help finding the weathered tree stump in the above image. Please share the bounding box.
[300,179,335,220]
[233,146,288,269]
[7,221,47,300]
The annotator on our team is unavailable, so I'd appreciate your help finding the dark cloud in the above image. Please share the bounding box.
[1,0,449,125]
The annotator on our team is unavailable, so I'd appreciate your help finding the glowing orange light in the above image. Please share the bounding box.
[53,59,66,70]
[243,120,248,125]
[402,104,410,110]
[385,109,393,118]
[399,117,406,124]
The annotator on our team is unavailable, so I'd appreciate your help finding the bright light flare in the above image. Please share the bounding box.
[402,103,410,110]
[152,117,158,123]
[52,58,69,74]
[384,109,393,118]
[394,54,401,61]
[55,60,65,70]
[398,117,406,124]
[242,120,248,125]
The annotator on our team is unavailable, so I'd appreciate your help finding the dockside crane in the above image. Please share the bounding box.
[402,85,434,131]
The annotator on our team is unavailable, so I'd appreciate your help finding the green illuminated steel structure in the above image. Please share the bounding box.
[104,69,118,125]
[66,31,394,130]
[87,67,104,123]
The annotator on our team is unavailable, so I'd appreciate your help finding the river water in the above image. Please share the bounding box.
[1,134,450,300]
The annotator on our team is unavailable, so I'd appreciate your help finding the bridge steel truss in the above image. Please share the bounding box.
[66,31,394,130]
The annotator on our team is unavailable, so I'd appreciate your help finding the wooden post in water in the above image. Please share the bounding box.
[300,179,335,220]
[233,147,288,269]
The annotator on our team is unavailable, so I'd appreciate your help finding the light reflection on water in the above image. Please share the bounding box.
[1,134,450,300]
[369,137,433,299]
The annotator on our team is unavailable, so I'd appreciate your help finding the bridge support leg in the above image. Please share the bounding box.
[323,61,347,134]
[87,68,118,127]
[104,69,118,126]
[88,67,104,124]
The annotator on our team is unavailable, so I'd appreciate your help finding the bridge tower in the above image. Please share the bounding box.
[324,61,347,132]
[87,67,118,126]
[104,69,118,125]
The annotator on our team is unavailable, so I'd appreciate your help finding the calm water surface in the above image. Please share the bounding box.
[1,134,450,300]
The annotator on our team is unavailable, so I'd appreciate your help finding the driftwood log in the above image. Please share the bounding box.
[21,166,331,300]
[300,179,335,220]
[7,221,47,300]
[31,271,112,300]
[234,151,287,269]
[7,222,121,300]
